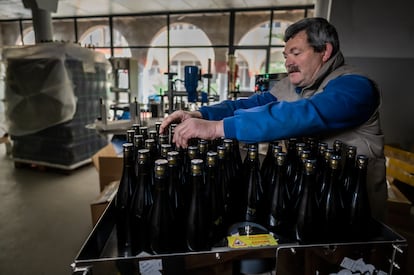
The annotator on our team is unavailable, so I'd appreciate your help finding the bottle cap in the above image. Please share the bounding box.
[190,159,204,176]
[154,159,168,178]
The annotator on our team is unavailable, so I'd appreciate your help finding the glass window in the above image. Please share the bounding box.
[112,15,167,47]
[271,9,307,45]
[269,48,287,74]
[235,49,267,91]
[169,12,230,46]
[1,21,21,46]
[235,11,272,46]
[53,18,76,42]
[77,17,110,47]
[19,20,34,45]
[141,48,168,105]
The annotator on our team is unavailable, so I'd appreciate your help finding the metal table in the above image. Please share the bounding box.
[72,199,407,275]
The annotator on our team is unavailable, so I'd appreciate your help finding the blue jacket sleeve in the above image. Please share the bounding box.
[223,75,378,143]
[198,92,277,120]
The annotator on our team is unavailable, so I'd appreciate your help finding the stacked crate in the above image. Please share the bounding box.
[6,44,109,169]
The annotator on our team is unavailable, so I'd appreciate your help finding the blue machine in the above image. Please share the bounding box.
[184,65,199,103]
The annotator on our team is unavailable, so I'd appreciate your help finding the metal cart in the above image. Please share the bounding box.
[72,199,407,275]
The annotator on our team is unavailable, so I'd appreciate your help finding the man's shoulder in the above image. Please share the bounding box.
[331,64,366,77]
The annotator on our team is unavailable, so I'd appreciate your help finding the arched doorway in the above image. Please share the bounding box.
[144,22,215,105]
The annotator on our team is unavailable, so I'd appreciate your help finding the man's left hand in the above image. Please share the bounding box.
[172,118,224,148]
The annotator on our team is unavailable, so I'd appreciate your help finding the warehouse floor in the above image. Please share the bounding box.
[0,144,101,275]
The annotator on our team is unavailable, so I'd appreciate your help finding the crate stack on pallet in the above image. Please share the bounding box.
[4,43,110,170]
[384,144,414,274]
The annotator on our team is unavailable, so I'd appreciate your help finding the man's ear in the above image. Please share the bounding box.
[322,43,333,62]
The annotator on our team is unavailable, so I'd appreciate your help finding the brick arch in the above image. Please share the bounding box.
[146,22,215,73]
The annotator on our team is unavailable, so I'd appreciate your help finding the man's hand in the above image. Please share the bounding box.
[173,118,224,148]
[159,110,202,134]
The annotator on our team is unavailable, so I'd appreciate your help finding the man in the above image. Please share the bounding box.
[159,17,386,220]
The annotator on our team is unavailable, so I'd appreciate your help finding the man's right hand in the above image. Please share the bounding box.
[159,110,202,134]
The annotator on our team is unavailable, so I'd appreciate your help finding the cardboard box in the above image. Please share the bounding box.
[384,145,414,187]
[387,177,412,216]
[386,177,413,231]
[90,181,119,226]
[92,143,123,191]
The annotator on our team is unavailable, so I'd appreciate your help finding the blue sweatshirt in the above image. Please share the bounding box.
[199,74,377,143]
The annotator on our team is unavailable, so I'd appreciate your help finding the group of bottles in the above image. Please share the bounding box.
[115,123,373,257]
[263,138,373,244]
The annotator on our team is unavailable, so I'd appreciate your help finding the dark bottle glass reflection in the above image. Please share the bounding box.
[115,143,135,256]
[129,149,153,255]
[148,159,175,254]
[186,159,210,251]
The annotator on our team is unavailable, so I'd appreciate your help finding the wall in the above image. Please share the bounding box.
[329,0,414,150]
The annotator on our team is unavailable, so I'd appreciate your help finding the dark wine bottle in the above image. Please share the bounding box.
[231,139,243,173]
[133,134,145,185]
[315,141,328,183]
[115,143,135,256]
[294,159,319,244]
[133,134,144,151]
[341,145,357,206]
[217,145,233,226]
[263,144,283,216]
[261,140,279,183]
[129,148,153,255]
[149,129,157,141]
[158,134,169,157]
[349,155,372,239]
[126,129,135,144]
[160,143,172,160]
[291,148,311,202]
[183,145,199,206]
[155,121,162,134]
[144,138,157,192]
[186,159,210,251]
[169,123,177,148]
[148,159,175,254]
[197,139,209,163]
[131,123,141,136]
[319,155,346,241]
[268,152,292,239]
[242,147,266,226]
[140,126,148,141]
[223,138,241,178]
[166,150,186,251]
[317,147,334,205]
[204,151,225,246]
[333,139,344,158]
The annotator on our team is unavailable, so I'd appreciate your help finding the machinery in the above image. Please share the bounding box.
[163,63,213,115]
[95,57,140,132]
[254,73,288,93]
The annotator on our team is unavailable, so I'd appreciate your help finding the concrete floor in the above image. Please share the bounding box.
[0,144,101,275]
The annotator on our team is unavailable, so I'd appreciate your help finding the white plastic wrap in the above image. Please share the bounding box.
[2,43,109,136]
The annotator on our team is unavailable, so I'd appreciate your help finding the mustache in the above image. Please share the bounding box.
[287,65,300,73]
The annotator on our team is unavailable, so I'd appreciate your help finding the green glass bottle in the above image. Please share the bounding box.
[115,143,135,256]
[186,159,210,251]
[148,159,175,254]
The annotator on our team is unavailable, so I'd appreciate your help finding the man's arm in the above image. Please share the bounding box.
[198,92,277,120]
[223,75,378,143]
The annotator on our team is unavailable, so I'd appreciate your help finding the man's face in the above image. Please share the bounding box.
[283,30,327,87]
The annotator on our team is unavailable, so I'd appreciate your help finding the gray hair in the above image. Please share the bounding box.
[284,17,340,55]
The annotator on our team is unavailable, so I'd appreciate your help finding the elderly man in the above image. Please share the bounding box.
[160,17,386,221]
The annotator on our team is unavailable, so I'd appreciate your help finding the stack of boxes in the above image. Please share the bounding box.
[5,43,109,169]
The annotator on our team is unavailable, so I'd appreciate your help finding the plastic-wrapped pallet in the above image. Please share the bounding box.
[3,42,111,169]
